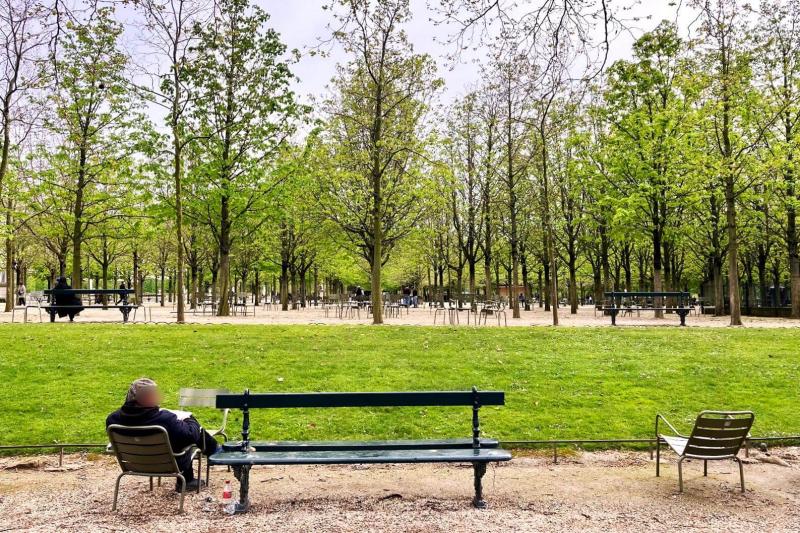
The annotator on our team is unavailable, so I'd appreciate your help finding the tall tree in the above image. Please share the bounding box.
[1,0,46,310]
[188,0,299,316]
[695,0,774,325]
[603,23,697,317]
[135,0,210,322]
[44,2,137,288]
[318,0,440,324]
[445,92,485,310]
[491,58,533,319]
[755,0,800,318]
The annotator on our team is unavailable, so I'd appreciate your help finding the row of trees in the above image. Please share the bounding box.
[430,0,800,325]
[3,0,800,326]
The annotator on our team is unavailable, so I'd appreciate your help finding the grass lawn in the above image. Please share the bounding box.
[1,324,798,449]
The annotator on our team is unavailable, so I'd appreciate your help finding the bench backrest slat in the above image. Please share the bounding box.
[44,289,134,295]
[604,291,689,298]
[179,387,231,408]
[217,391,504,409]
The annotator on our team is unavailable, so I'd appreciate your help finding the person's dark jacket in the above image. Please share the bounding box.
[106,401,202,453]
[53,279,84,318]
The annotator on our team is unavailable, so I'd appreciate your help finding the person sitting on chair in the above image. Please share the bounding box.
[52,276,83,322]
[106,378,219,491]
[116,281,128,305]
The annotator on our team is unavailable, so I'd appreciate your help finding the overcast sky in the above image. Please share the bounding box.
[260,0,696,104]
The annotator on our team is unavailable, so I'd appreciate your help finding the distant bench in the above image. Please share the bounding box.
[208,388,512,513]
[42,289,137,323]
[603,291,692,326]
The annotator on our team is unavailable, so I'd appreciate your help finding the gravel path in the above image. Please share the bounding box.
[3,303,800,327]
[2,449,799,532]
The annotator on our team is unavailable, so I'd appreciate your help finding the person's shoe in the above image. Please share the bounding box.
[175,479,206,492]
[186,479,206,492]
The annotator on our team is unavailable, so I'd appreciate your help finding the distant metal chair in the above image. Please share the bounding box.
[107,424,202,513]
[479,301,507,326]
[655,411,754,493]
[179,387,230,480]
[11,291,43,323]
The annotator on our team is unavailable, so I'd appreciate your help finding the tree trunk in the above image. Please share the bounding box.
[725,175,742,325]
[521,257,530,311]
[788,174,799,316]
[4,208,13,312]
[171,35,187,323]
[772,262,781,307]
[300,269,307,308]
[102,263,109,309]
[543,258,551,311]
[713,256,724,315]
[568,257,577,314]
[160,267,166,306]
[217,194,231,316]
[190,264,198,310]
[132,250,140,305]
[652,229,664,319]
[218,251,231,316]
[280,262,289,311]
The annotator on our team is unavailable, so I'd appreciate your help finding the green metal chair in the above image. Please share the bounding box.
[655,411,754,493]
[107,424,202,513]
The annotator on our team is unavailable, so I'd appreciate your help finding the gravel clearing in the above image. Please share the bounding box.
[1,449,799,532]
[3,303,800,327]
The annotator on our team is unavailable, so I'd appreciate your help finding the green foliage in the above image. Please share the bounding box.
[314,0,441,279]
[185,0,300,246]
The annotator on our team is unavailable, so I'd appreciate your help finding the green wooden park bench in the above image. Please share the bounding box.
[42,288,138,322]
[208,387,512,513]
[603,291,692,326]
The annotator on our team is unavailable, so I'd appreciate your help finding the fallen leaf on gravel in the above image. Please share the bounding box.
[1,460,42,470]
[44,465,84,472]
[755,454,791,467]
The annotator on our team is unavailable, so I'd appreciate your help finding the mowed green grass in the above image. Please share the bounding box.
[1,324,798,449]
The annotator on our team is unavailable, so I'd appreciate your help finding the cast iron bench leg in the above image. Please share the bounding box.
[232,464,251,513]
[49,309,56,323]
[610,309,618,326]
[472,462,487,508]
[679,310,686,326]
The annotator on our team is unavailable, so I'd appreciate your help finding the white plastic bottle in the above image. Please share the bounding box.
[222,480,235,514]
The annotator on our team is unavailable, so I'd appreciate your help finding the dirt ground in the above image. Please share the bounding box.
[3,302,799,327]
[1,448,799,532]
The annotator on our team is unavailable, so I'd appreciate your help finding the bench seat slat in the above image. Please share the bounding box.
[209,448,512,466]
[222,438,500,452]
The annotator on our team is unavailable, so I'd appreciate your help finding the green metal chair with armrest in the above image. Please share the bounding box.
[107,424,202,513]
[655,410,754,493]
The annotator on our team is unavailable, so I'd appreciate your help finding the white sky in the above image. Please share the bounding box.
[260,0,695,105]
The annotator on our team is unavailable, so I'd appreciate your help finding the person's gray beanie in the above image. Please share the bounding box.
[126,377,157,403]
